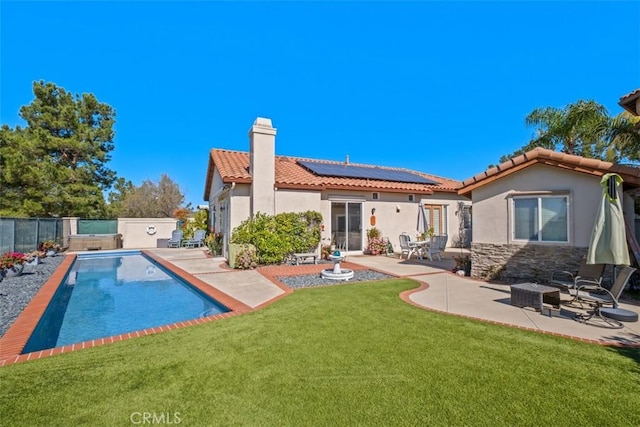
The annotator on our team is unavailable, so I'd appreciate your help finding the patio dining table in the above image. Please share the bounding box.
[409,240,430,260]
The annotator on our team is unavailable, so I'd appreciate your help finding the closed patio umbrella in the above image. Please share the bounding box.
[417,204,427,236]
[586,173,630,266]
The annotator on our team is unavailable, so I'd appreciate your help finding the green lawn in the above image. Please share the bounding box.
[1,279,639,426]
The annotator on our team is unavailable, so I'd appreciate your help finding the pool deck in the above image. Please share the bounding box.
[138,248,640,346]
[1,248,638,365]
[151,248,639,347]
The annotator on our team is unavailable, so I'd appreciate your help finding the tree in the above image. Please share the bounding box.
[0,81,117,217]
[499,100,640,165]
[105,177,135,219]
[606,111,640,163]
[118,174,185,218]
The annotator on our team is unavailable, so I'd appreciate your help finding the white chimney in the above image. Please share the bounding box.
[248,117,277,216]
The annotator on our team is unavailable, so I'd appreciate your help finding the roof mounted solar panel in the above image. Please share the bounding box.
[297,161,438,185]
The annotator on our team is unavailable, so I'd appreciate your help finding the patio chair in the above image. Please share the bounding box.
[425,234,447,261]
[167,230,183,248]
[399,233,421,260]
[550,259,605,292]
[184,229,206,248]
[572,266,636,328]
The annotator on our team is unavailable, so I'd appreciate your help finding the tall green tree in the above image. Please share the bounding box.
[499,100,640,165]
[0,81,117,217]
[105,177,135,219]
[118,174,185,218]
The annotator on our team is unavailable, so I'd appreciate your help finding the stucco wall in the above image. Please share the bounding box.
[275,190,322,214]
[471,164,603,247]
[117,218,179,249]
[229,184,250,233]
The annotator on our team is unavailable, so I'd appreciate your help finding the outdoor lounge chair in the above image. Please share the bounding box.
[167,230,183,248]
[184,229,206,248]
[550,259,605,291]
[572,266,636,328]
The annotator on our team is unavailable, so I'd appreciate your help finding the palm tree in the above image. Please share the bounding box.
[499,100,640,166]
[605,112,640,164]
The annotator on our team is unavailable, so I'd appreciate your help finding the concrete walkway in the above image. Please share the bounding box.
[147,248,287,309]
[150,248,640,346]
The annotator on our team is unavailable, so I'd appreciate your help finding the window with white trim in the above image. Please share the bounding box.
[408,194,415,202]
[512,195,569,242]
[372,192,379,200]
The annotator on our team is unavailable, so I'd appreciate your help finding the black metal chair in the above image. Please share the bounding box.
[550,258,605,292]
[572,266,636,328]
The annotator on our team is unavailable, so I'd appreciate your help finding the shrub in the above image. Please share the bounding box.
[235,248,258,269]
[205,232,224,256]
[453,255,471,272]
[367,237,387,255]
[366,227,381,240]
[231,211,322,265]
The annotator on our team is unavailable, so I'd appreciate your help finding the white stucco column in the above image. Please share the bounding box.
[248,117,277,216]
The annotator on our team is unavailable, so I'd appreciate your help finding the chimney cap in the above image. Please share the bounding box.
[249,117,277,136]
[254,117,273,128]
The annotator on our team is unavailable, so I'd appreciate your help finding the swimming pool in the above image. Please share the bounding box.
[22,251,229,353]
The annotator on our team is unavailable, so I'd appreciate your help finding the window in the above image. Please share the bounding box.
[513,196,568,242]
[462,205,472,230]
[408,194,415,202]
[372,192,379,200]
[423,204,445,235]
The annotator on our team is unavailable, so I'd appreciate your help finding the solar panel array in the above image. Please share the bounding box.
[297,161,439,185]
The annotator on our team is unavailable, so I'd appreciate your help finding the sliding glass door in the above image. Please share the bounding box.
[331,202,362,252]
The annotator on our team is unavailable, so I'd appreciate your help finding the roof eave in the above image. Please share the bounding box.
[619,89,640,116]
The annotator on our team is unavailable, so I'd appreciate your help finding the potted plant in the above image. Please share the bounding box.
[41,240,61,257]
[366,227,385,255]
[367,237,387,255]
[25,250,43,266]
[321,244,332,260]
[1,251,27,277]
[420,227,435,241]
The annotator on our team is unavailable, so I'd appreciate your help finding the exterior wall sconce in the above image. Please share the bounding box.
[396,205,401,213]
[371,208,376,215]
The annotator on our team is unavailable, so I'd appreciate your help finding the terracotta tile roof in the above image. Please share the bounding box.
[204,149,461,200]
[619,89,640,116]
[458,147,640,197]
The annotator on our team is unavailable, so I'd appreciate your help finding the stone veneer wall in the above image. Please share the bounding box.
[469,242,609,284]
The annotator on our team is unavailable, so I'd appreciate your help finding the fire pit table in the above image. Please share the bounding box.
[510,283,561,312]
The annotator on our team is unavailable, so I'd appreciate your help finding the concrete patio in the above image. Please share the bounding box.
[149,248,640,346]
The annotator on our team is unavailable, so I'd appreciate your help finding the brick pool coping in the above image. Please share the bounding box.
[4,254,636,366]
[0,251,252,366]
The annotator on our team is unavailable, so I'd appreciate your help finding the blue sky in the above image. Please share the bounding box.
[2,1,639,207]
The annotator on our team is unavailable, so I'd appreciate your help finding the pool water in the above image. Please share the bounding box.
[23,252,228,353]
